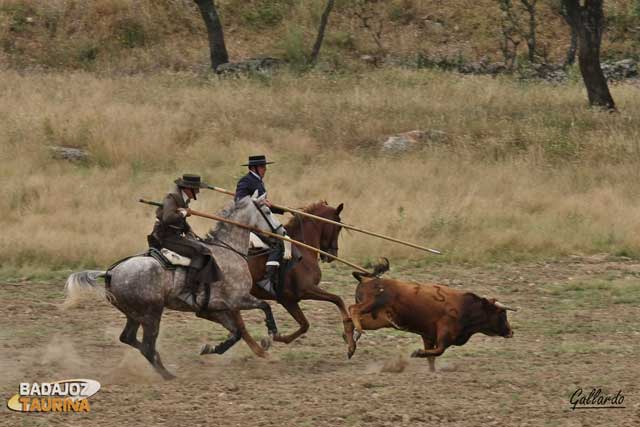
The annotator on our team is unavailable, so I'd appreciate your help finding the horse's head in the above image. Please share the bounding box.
[281,201,345,262]
[316,202,344,263]
[205,196,274,255]
[225,195,273,233]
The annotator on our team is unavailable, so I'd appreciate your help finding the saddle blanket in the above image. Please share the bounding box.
[159,248,191,267]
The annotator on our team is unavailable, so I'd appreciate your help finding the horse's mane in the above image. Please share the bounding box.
[205,198,248,240]
[284,200,329,234]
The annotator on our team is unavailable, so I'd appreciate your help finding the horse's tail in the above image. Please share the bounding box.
[64,270,111,309]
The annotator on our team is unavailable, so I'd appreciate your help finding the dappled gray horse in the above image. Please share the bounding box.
[65,196,277,380]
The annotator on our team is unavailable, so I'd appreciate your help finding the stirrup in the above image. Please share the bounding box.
[177,291,199,310]
[257,278,276,296]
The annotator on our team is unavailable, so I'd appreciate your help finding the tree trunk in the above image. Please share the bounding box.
[562,0,615,110]
[559,2,578,66]
[521,0,537,63]
[310,0,336,65]
[565,26,577,66]
[194,0,229,71]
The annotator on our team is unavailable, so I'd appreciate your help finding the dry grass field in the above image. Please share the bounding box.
[2,69,640,277]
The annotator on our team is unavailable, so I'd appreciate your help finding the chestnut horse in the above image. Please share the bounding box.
[249,201,357,355]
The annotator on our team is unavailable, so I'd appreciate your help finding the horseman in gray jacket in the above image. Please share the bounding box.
[150,174,218,310]
[235,155,287,297]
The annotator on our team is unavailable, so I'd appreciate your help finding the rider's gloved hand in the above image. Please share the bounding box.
[178,208,189,218]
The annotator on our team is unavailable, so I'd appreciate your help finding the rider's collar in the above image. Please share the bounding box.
[181,190,191,204]
[250,170,262,181]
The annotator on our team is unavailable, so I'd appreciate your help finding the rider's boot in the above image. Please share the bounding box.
[257,263,279,297]
[177,267,201,311]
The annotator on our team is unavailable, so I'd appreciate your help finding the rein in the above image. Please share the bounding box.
[205,234,248,260]
[206,233,277,260]
[295,212,306,245]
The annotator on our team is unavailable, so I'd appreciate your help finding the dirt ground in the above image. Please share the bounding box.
[1,257,639,426]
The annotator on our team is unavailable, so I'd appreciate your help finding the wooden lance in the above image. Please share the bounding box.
[205,185,442,255]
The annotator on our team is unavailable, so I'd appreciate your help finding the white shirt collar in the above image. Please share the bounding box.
[250,170,262,181]
[181,190,191,204]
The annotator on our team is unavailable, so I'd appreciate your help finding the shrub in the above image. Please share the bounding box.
[280,26,310,70]
[114,16,148,48]
[241,0,297,29]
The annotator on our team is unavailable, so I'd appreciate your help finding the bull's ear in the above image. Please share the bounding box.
[336,203,344,215]
[352,271,363,282]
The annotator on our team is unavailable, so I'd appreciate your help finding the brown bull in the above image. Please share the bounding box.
[348,259,516,371]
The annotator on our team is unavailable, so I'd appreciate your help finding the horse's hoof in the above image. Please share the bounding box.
[260,336,272,351]
[353,330,362,342]
[411,349,422,358]
[161,371,177,381]
[347,348,356,360]
[200,344,212,355]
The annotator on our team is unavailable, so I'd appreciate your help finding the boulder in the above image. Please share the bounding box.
[381,130,447,153]
[216,57,284,75]
[49,146,90,162]
[601,59,638,81]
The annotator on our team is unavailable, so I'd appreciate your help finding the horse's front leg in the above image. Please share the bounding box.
[234,293,277,336]
[197,309,268,358]
[197,310,242,355]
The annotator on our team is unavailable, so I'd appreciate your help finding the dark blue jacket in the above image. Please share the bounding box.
[234,172,284,214]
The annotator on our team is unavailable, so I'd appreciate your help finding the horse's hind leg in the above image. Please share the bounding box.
[140,313,175,380]
[233,311,267,358]
[273,302,309,344]
[302,285,356,356]
[119,316,141,350]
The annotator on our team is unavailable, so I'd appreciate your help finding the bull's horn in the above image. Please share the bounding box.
[494,301,518,312]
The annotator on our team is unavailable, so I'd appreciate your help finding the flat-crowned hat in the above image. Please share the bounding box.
[242,155,274,167]
[174,174,208,189]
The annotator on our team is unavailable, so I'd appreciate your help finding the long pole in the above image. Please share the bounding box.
[206,185,441,255]
[139,199,370,273]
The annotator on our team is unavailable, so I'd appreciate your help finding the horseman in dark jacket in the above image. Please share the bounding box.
[235,155,287,297]
[150,174,218,310]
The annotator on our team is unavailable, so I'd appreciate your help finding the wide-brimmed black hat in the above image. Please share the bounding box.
[174,174,208,189]
[242,155,274,167]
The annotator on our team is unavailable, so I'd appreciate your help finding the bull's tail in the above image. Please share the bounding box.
[64,270,111,308]
[353,257,390,282]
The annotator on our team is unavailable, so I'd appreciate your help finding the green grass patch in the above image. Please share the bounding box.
[236,0,298,29]
[549,341,636,355]
[543,279,640,308]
